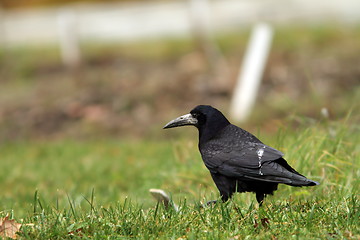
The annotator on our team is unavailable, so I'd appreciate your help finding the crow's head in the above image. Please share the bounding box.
[163,105,230,142]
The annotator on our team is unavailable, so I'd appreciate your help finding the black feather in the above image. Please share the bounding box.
[165,105,319,204]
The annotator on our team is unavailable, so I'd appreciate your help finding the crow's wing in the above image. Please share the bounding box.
[200,125,317,186]
[200,124,284,169]
[202,141,284,170]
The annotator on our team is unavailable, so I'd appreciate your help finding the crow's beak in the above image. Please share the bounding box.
[163,113,198,129]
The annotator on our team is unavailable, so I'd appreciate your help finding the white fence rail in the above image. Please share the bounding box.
[0,0,359,46]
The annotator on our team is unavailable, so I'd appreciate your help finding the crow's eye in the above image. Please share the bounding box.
[192,113,199,118]
[193,112,206,125]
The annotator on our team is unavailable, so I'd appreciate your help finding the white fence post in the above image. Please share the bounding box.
[230,23,273,122]
[57,9,81,69]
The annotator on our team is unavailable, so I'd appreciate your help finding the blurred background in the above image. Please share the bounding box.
[0,0,359,141]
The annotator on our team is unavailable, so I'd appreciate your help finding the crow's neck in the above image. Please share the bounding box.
[198,118,230,144]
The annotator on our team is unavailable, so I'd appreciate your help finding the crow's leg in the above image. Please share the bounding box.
[206,200,218,205]
[210,172,236,201]
[256,192,265,206]
[205,193,230,206]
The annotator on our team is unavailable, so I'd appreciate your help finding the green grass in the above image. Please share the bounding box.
[1,116,359,239]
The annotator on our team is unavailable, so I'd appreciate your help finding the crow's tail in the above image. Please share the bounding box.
[288,177,319,187]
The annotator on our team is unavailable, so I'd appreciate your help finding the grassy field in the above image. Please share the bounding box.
[1,115,358,239]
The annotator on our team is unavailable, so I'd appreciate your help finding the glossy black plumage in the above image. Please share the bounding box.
[164,105,319,204]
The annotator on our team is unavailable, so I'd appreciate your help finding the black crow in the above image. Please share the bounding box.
[163,105,319,204]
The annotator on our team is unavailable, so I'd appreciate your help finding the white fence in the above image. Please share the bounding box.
[0,0,359,46]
